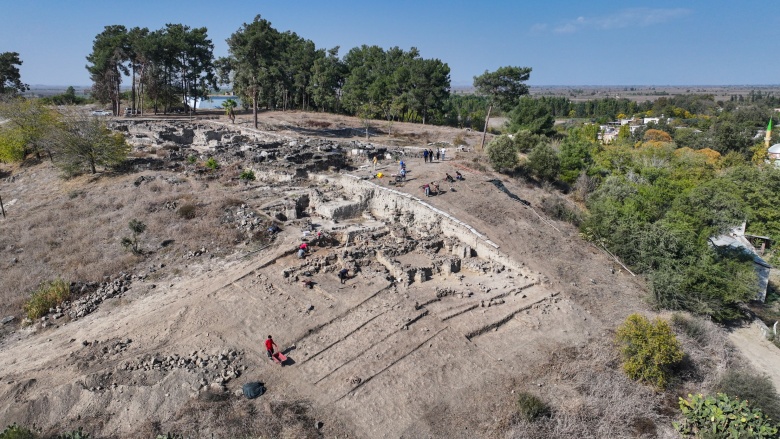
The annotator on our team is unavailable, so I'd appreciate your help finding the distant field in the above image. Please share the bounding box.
[454,84,780,103]
[30,84,780,102]
[528,85,780,103]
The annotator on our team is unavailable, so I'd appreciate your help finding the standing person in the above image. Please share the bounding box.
[265,335,278,361]
[423,149,429,163]
[372,155,378,170]
[421,183,430,197]
[441,148,447,161]
[435,149,440,161]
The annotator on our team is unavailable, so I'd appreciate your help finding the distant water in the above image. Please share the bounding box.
[186,95,242,109]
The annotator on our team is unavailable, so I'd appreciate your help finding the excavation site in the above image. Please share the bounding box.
[1,114,776,439]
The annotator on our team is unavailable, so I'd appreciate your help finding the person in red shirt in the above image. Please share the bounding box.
[264,335,278,360]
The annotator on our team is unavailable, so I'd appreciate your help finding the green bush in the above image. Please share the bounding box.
[715,370,780,422]
[674,393,778,438]
[0,424,36,439]
[23,279,70,320]
[186,155,197,164]
[205,157,219,170]
[526,142,560,182]
[486,135,519,172]
[616,314,684,389]
[239,169,256,181]
[516,392,551,422]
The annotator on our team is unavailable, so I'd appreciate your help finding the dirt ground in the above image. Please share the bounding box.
[0,110,778,438]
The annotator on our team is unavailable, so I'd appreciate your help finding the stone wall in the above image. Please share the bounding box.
[311,174,536,281]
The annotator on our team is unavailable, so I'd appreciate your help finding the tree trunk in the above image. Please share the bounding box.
[253,95,258,129]
[479,103,493,151]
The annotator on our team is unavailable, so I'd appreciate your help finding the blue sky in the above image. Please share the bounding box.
[2,0,777,87]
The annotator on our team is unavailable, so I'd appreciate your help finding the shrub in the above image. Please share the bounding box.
[57,429,91,439]
[453,133,468,146]
[486,135,519,172]
[616,314,684,389]
[204,157,219,170]
[121,218,147,254]
[0,424,36,439]
[186,155,197,164]
[526,143,560,182]
[23,279,70,320]
[539,195,582,225]
[177,203,197,220]
[674,393,778,438]
[715,370,780,421]
[516,392,551,422]
[239,169,256,181]
[670,313,708,345]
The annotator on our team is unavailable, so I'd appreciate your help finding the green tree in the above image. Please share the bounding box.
[0,52,29,95]
[506,96,554,135]
[486,135,519,172]
[616,314,684,389]
[308,46,345,113]
[558,137,593,184]
[407,57,451,125]
[473,66,532,150]
[86,25,129,115]
[526,142,560,182]
[223,16,281,128]
[54,115,131,175]
[0,97,60,161]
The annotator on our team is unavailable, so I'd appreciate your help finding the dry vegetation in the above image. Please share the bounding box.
[0,160,261,321]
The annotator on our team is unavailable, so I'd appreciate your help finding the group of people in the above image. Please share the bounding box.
[444,171,464,183]
[422,148,447,163]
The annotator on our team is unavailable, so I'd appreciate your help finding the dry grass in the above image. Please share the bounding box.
[138,394,343,439]
[504,317,740,439]
[0,160,262,320]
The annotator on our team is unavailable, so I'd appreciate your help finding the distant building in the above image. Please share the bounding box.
[768,143,780,162]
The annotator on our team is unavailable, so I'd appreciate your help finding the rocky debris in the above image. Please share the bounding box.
[222,204,265,235]
[184,247,209,259]
[64,274,132,320]
[82,338,132,355]
[121,349,246,389]
[1,316,14,325]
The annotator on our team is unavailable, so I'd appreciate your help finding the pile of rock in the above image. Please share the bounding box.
[122,349,247,389]
[65,274,132,320]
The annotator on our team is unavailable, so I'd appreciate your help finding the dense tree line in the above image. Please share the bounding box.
[85,16,453,126]
[486,90,780,321]
[86,24,216,115]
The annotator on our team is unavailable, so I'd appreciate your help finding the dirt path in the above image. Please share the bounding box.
[728,321,780,390]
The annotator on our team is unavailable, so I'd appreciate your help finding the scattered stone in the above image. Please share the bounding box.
[1,316,14,325]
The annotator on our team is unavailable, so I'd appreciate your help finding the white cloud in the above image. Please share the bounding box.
[535,8,691,34]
